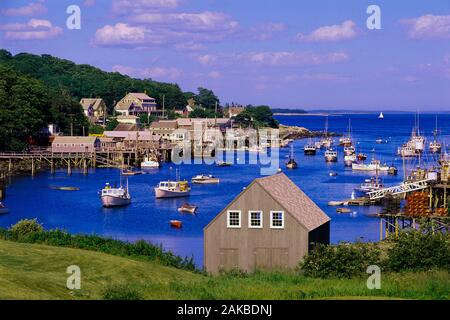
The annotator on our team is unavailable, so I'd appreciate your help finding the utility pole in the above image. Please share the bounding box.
[162,94,165,119]
[69,114,74,136]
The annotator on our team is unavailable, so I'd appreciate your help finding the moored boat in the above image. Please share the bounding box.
[344,145,355,156]
[344,154,357,166]
[216,161,233,167]
[354,177,384,197]
[352,159,389,172]
[170,220,183,228]
[325,149,338,162]
[155,180,191,198]
[357,153,367,161]
[286,144,298,169]
[100,182,131,208]
[178,203,198,214]
[141,156,160,169]
[304,144,317,155]
[122,169,142,176]
[192,174,220,184]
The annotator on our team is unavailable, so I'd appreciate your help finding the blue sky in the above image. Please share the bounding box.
[1,0,450,111]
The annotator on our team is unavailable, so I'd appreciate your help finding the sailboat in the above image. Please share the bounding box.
[286,144,298,169]
[378,112,384,119]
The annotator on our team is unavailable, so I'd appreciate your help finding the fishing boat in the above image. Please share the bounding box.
[378,112,384,119]
[100,181,131,208]
[170,220,183,228]
[178,203,198,214]
[397,144,417,157]
[354,177,384,197]
[0,202,9,214]
[155,170,191,198]
[344,145,355,156]
[339,119,353,147]
[319,116,333,149]
[304,139,317,155]
[141,155,160,169]
[344,154,357,166]
[217,161,233,167]
[286,144,298,169]
[191,174,220,184]
[352,159,389,172]
[388,165,398,175]
[325,149,338,162]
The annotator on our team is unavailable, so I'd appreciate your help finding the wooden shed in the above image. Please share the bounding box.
[204,173,330,274]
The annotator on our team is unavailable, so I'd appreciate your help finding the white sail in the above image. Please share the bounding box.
[378,112,384,119]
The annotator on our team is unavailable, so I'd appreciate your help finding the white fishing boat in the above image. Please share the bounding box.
[191,174,220,184]
[155,170,191,198]
[319,116,333,149]
[429,116,442,154]
[344,145,355,156]
[101,181,131,208]
[378,112,384,119]
[304,140,317,155]
[141,156,160,169]
[354,177,384,197]
[0,202,9,214]
[344,154,357,166]
[325,149,338,162]
[352,159,389,172]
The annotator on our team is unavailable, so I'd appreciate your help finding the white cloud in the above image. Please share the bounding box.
[83,0,96,7]
[296,20,359,42]
[113,65,182,80]
[0,1,47,17]
[401,14,450,39]
[197,54,219,65]
[112,0,181,14]
[94,23,147,46]
[1,18,62,41]
[237,51,349,66]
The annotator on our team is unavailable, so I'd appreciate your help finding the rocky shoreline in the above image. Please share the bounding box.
[279,124,342,140]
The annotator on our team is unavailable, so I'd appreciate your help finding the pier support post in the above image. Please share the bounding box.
[31,158,35,176]
[50,159,55,174]
[8,158,12,173]
[67,159,72,176]
[83,158,88,175]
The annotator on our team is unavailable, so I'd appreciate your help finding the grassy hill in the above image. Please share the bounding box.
[0,239,448,300]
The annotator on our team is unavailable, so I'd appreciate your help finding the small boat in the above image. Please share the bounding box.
[378,112,384,119]
[50,186,80,191]
[337,208,352,214]
[375,139,383,144]
[354,177,384,197]
[304,139,317,155]
[100,181,131,208]
[192,174,220,184]
[217,161,233,167]
[325,149,338,162]
[155,170,191,199]
[344,146,355,156]
[170,220,182,228]
[141,156,160,169]
[429,141,442,154]
[0,202,9,214]
[328,201,343,206]
[344,154,357,166]
[178,203,198,214]
[357,153,367,161]
[388,165,398,175]
[286,144,298,169]
[352,159,389,172]
[122,170,142,176]
[329,172,338,177]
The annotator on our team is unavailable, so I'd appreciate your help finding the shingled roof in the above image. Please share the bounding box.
[255,173,330,231]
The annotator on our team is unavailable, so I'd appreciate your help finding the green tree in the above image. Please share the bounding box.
[196,87,219,111]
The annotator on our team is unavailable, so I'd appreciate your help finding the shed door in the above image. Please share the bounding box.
[253,248,289,270]
[219,248,238,270]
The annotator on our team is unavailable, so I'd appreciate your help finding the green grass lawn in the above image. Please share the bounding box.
[0,239,448,300]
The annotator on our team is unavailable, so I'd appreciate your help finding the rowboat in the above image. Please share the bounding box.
[122,170,142,176]
[178,203,198,214]
[50,186,80,191]
[337,208,352,214]
[170,220,182,228]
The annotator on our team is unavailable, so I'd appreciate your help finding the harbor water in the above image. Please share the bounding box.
[0,113,449,267]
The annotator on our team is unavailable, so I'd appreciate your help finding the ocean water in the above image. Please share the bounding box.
[1,113,449,267]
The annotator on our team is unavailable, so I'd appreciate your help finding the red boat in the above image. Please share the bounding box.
[170,220,182,228]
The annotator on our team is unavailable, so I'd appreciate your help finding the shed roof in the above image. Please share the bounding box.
[255,173,330,231]
[150,120,178,129]
[80,98,104,111]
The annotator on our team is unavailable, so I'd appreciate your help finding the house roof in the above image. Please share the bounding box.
[80,98,104,111]
[255,173,330,231]
[113,123,138,131]
[150,120,178,129]
[130,93,154,100]
[53,136,98,144]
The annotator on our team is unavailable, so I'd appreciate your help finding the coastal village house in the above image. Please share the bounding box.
[204,173,330,274]
[115,93,165,118]
[52,136,100,153]
[80,98,106,123]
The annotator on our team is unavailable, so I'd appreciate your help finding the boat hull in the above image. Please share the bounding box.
[155,188,190,198]
[304,149,316,155]
[192,179,220,184]
[101,195,131,208]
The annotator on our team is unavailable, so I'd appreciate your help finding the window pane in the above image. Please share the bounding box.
[228,211,240,227]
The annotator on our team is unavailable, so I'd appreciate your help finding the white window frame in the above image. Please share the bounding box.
[270,211,285,229]
[227,210,241,228]
[248,210,263,229]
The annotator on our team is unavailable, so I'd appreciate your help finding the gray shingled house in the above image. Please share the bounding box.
[204,173,330,274]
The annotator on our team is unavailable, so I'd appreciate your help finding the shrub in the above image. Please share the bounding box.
[102,283,144,300]
[298,242,382,279]
[386,228,450,272]
[10,219,43,239]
